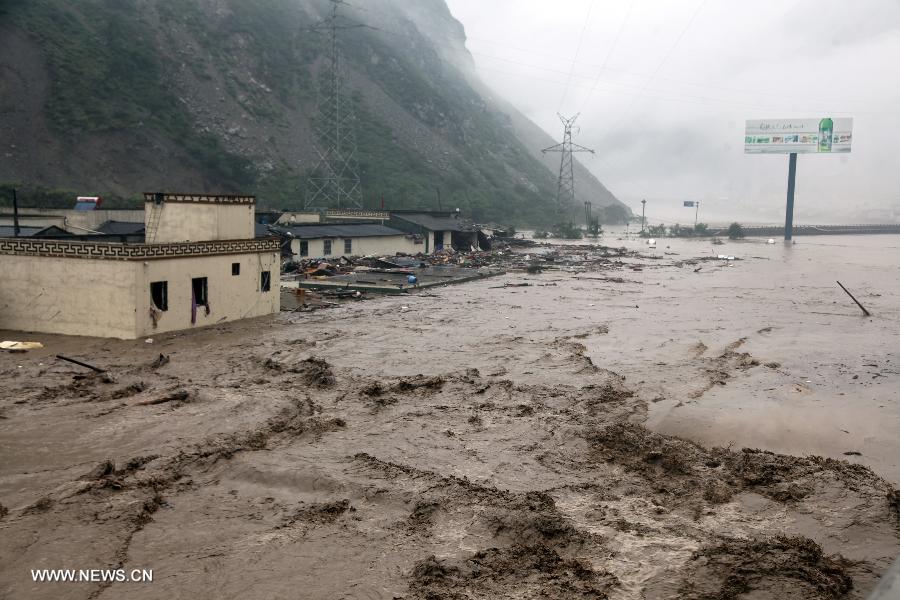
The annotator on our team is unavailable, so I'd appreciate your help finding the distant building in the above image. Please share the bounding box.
[0,193,280,339]
[277,223,422,259]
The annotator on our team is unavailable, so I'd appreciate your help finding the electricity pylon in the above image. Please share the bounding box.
[304,0,366,210]
[541,113,594,217]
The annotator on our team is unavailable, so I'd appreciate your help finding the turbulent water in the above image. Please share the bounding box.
[0,233,898,599]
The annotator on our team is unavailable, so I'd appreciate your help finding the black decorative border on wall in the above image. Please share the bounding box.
[142,193,256,205]
[325,209,390,218]
[0,238,280,261]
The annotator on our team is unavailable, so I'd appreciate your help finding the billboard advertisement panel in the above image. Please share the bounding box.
[745,118,852,154]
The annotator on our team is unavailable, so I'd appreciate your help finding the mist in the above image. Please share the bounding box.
[445,0,900,224]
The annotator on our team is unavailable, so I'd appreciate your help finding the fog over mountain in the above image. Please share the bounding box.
[447,0,900,224]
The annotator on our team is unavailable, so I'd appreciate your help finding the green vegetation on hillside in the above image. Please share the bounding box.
[0,184,141,209]
[3,0,609,225]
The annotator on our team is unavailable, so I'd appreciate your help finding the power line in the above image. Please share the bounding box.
[578,0,635,113]
[558,0,597,112]
[465,49,854,115]
[600,0,709,128]
[470,61,853,116]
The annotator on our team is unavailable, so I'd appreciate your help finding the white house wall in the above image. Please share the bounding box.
[147,202,255,243]
[0,254,138,339]
[290,235,422,259]
[135,252,281,338]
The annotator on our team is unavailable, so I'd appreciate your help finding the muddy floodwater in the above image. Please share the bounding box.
[1,233,898,599]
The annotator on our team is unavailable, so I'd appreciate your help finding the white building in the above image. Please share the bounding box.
[0,193,280,339]
[280,223,423,259]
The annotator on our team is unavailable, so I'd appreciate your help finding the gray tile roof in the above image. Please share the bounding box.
[0,226,48,237]
[96,221,145,235]
[391,213,469,231]
[274,223,408,239]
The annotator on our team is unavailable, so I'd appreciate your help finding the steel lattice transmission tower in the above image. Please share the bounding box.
[541,113,595,217]
[304,0,366,210]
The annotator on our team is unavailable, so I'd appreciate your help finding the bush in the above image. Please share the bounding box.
[670,223,692,237]
[644,224,667,237]
[532,230,549,239]
[552,222,583,239]
[728,222,745,239]
[694,223,709,235]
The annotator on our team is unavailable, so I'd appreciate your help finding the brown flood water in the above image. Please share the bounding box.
[0,232,898,599]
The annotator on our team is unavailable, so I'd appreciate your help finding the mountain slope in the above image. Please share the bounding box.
[0,0,624,224]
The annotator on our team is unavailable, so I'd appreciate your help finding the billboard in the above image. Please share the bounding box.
[745,118,852,154]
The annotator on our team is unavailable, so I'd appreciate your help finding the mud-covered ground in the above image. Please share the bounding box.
[1,234,899,599]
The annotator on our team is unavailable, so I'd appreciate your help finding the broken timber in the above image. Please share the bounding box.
[56,355,106,373]
[294,268,505,295]
[836,280,871,316]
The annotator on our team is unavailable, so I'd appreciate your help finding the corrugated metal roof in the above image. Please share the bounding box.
[276,224,408,239]
[392,213,468,231]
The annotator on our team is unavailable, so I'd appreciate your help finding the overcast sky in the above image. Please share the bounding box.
[445,0,900,223]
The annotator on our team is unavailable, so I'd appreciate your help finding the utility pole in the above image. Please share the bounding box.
[12,187,21,237]
[542,113,594,220]
[304,0,367,211]
[640,199,646,234]
[694,200,700,227]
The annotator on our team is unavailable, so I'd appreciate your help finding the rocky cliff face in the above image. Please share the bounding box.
[0,0,624,224]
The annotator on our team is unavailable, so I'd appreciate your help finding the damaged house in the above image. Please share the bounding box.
[388,211,487,253]
[0,193,280,339]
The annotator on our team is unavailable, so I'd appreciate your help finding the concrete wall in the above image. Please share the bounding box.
[0,254,138,339]
[0,215,65,228]
[290,235,422,259]
[66,210,145,233]
[0,209,145,232]
[134,252,280,337]
[147,202,255,243]
[275,212,320,225]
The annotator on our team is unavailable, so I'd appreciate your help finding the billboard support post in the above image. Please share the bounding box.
[745,118,851,242]
[784,152,797,241]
